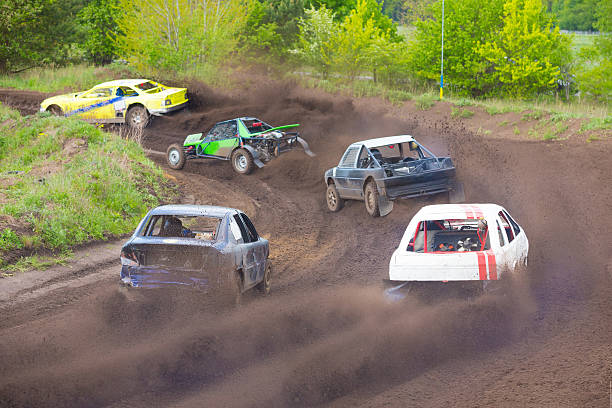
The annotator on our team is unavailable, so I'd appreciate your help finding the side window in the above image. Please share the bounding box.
[83,88,112,98]
[407,222,425,252]
[339,146,360,168]
[357,146,374,168]
[208,122,237,141]
[496,220,506,247]
[498,211,515,243]
[503,210,521,236]
[141,215,163,236]
[240,213,259,242]
[232,214,250,243]
[117,86,138,97]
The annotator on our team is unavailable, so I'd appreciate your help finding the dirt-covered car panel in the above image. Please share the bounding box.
[120,205,269,293]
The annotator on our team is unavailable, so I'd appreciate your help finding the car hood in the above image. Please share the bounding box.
[41,92,84,105]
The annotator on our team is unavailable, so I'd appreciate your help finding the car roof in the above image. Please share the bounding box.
[149,204,240,218]
[352,135,416,149]
[96,79,155,87]
[414,204,508,220]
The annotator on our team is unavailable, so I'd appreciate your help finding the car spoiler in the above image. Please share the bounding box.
[249,124,300,136]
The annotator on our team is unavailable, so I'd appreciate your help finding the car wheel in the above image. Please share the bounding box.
[47,105,63,116]
[326,183,344,212]
[126,105,149,129]
[364,181,380,217]
[166,143,186,170]
[231,148,254,175]
[256,262,272,296]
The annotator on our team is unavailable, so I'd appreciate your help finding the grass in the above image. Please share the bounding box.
[579,117,612,133]
[451,107,474,119]
[570,33,597,54]
[0,104,177,270]
[414,93,437,110]
[513,126,520,135]
[0,63,131,93]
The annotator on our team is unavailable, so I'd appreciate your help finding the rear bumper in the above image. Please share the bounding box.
[149,101,188,115]
[383,169,456,200]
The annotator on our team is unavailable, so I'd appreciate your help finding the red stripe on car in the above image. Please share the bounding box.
[460,204,475,219]
[487,252,497,280]
[477,252,487,280]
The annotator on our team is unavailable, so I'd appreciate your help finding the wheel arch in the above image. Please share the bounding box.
[326,177,335,186]
[46,104,63,114]
[363,176,376,191]
[126,102,148,114]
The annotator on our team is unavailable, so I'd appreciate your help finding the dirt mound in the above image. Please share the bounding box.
[0,79,610,407]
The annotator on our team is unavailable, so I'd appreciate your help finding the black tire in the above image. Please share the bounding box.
[364,181,380,217]
[126,105,149,129]
[166,143,185,170]
[231,148,254,175]
[326,183,344,212]
[47,105,63,116]
[256,262,272,296]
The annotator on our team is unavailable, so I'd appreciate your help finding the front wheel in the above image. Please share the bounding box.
[256,262,272,296]
[126,105,149,129]
[166,143,185,170]
[364,181,380,217]
[326,183,344,212]
[231,148,254,175]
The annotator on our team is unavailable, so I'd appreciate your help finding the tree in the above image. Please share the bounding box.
[409,0,505,95]
[551,0,599,31]
[0,0,85,73]
[78,0,121,65]
[116,0,248,72]
[477,0,571,98]
[296,5,338,76]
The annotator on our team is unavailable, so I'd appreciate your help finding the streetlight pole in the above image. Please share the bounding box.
[440,0,445,99]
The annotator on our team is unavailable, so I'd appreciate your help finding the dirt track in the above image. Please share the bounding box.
[0,82,611,407]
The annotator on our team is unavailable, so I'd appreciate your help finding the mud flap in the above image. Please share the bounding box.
[297,137,315,157]
[449,181,466,203]
[243,145,265,168]
[378,195,394,217]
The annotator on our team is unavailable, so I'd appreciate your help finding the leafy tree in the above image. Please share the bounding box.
[78,0,121,65]
[477,0,571,98]
[409,0,505,95]
[296,5,338,75]
[116,0,248,72]
[575,0,611,100]
[551,0,599,31]
[0,0,85,73]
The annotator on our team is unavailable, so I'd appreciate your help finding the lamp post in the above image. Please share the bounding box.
[440,0,445,99]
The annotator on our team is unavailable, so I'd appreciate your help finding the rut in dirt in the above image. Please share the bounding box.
[0,81,610,407]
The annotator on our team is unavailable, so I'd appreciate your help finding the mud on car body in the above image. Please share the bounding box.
[324,135,464,217]
[120,205,271,300]
[40,79,188,129]
[166,117,314,174]
[385,204,528,297]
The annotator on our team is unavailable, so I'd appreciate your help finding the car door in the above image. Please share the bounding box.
[230,213,258,289]
[503,209,528,264]
[335,145,361,199]
[73,87,115,120]
[239,213,267,284]
[497,210,520,269]
[203,120,239,158]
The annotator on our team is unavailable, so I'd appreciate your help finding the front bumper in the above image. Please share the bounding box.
[149,101,188,116]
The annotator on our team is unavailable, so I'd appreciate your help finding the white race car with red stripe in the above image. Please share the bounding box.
[388,204,528,284]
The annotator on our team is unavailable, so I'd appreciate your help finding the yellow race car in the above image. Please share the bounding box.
[40,79,188,128]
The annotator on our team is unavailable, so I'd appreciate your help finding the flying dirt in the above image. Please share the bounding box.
[0,80,610,407]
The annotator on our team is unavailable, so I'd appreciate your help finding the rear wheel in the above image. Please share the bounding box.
[231,148,254,175]
[126,105,149,129]
[256,262,272,296]
[326,183,344,212]
[166,143,186,170]
[364,181,380,217]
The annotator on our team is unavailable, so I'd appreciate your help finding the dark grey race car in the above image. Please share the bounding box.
[324,135,464,217]
[119,205,271,302]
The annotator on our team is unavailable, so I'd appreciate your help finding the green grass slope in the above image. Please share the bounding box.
[0,104,177,271]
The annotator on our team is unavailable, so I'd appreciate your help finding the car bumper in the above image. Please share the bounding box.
[149,101,188,116]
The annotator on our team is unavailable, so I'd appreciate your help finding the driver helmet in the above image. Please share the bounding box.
[478,218,488,232]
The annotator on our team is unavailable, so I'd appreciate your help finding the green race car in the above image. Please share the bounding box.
[166,117,314,174]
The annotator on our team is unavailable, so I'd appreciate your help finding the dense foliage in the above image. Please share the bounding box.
[0,0,609,101]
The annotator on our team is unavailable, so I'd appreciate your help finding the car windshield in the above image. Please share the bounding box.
[369,142,428,164]
[140,215,221,240]
[407,218,491,253]
[242,119,273,133]
[135,81,158,91]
